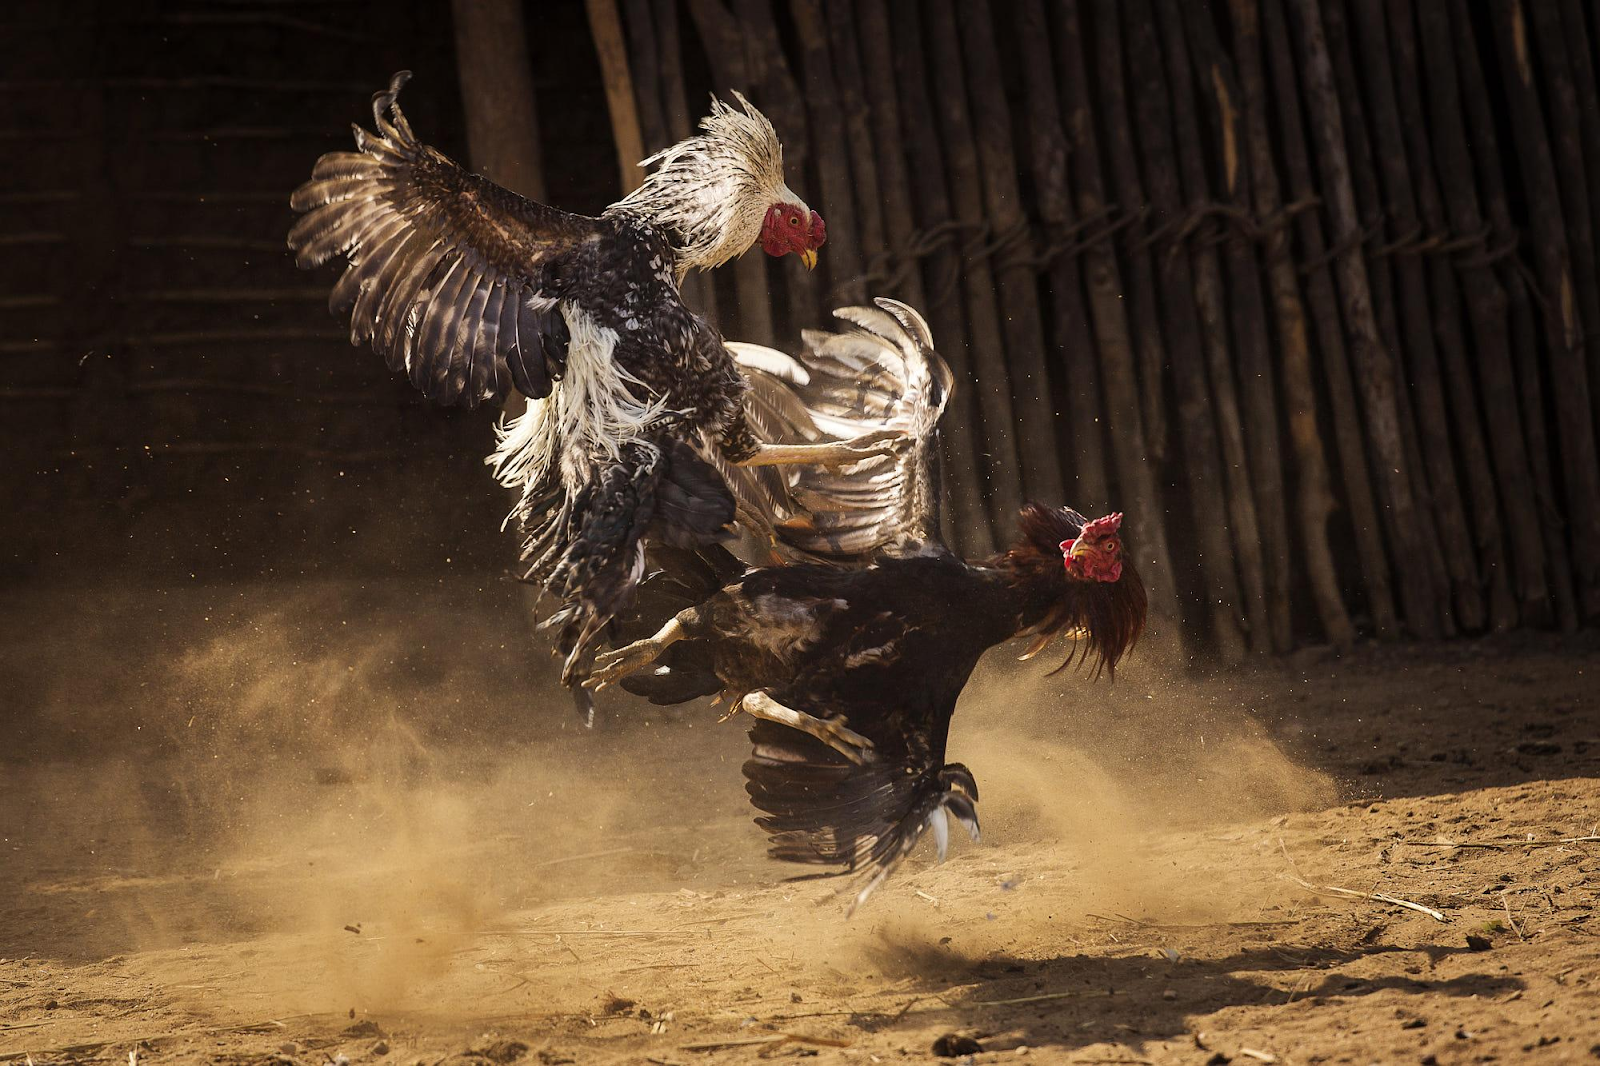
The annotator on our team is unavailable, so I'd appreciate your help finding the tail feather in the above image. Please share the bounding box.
[742,719,980,913]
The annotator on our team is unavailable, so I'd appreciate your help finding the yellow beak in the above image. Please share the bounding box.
[799,248,818,271]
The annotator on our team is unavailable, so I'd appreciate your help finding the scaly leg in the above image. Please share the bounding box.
[739,690,876,765]
[584,613,690,691]
[737,428,906,469]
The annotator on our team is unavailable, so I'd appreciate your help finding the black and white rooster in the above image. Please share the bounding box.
[288,73,891,712]
[586,300,1149,909]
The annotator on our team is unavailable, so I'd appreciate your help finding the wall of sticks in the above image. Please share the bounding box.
[3,0,1597,660]
[591,0,1600,656]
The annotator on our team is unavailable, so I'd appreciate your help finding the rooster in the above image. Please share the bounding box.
[585,300,1147,908]
[287,73,893,712]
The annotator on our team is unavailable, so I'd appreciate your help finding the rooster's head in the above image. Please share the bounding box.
[999,504,1147,679]
[760,203,827,269]
[1060,512,1124,583]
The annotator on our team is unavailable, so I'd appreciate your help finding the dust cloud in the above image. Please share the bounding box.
[3,579,1337,1020]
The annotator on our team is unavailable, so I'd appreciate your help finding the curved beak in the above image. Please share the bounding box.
[799,248,818,271]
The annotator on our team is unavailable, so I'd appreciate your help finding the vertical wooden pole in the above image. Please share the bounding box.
[1157,0,1273,651]
[452,0,546,201]
[1320,0,1456,635]
[1185,3,1296,651]
[1492,0,1600,619]
[1230,0,1354,647]
[887,0,996,554]
[1089,0,1171,464]
[1287,0,1443,639]
[1446,0,1576,628]
[585,0,646,195]
[954,0,1066,506]
[1260,0,1400,638]
[920,0,1027,528]
[853,0,926,309]
[1014,0,1112,514]
[1377,0,1519,629]
[1122,0,1249,658]
[1345,0,1488,630]
[1057,0,1183,632]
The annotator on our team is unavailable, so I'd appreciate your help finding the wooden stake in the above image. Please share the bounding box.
[1346,0,1491,630]
[1492,0,1600,619]
[1321,0,1456,636]
[955,0,1067,507]
[1090,0,1171,465]
[1260,0,1400,638]
[1447,0,1577,628]
[1124,0,1249,657]
[1015,0,1112,513]
[921,0,1027,530]
[1185,2,1297,652]
[1158,0,1273,651]
[1230,0,1354,647]
[1288,0,1443,639]
[886,0,996,553]
[585,0,646,195]
[1057,0,1183,631]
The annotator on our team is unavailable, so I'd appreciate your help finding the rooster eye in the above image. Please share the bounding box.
[1106,538,1120,551]
[788,215,800,227]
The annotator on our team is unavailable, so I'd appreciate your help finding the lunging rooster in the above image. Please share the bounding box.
[586,300,1148,908]
[288,73,892,712]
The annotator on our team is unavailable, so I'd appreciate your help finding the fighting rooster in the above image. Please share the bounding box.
[586,300,1148,908]
[288,73,886,708]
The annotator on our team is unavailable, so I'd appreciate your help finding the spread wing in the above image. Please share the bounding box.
[288,71,595,408]
[726,298,955,561]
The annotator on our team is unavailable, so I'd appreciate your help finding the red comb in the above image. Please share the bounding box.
[1082,512,1122,537]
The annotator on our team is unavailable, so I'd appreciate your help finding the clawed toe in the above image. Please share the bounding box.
[821,717,876,765]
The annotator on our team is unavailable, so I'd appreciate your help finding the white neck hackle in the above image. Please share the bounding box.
[609,92,802,278]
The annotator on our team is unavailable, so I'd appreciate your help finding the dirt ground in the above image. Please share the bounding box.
[3,579,1599,1065]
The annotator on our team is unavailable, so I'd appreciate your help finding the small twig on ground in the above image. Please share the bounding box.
[530,846,635,868]
[1086,913,1297,929]
[1239,1049,1278,1064]
[968,989,1114,1007]
[915,890,940,906]
[680,1034,849,1053]
[1278,840,1447,922]
[1396,835,1600,850]
[479,929,698,938]
[1502,891,1527,941]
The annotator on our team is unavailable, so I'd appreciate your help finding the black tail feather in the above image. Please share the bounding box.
[741,720,980,913]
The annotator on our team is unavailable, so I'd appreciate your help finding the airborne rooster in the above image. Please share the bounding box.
[586,300,1148,909]
[287,73,891,713]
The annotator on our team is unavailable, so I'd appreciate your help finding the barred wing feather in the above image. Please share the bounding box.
[288,71,593,409]
[728,297,954,560]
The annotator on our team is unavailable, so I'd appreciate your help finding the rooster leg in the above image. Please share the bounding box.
[583,612,690,691]
[737,428,906,468]
[739,690,876,765]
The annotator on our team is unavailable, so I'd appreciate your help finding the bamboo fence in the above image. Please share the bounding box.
[584,0,1600,656]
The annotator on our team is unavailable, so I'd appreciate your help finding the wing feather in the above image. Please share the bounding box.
[728,298,955,562]
[289,70,602,409]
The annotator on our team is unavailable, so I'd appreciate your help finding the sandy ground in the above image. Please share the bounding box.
[3,579,1599,1064]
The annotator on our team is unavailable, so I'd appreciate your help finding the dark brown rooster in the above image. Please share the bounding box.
[586,300,1148,908]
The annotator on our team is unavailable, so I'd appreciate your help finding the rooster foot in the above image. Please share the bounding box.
[738,429,907,470]
[740,691,876,765]
[584,616,687,691]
